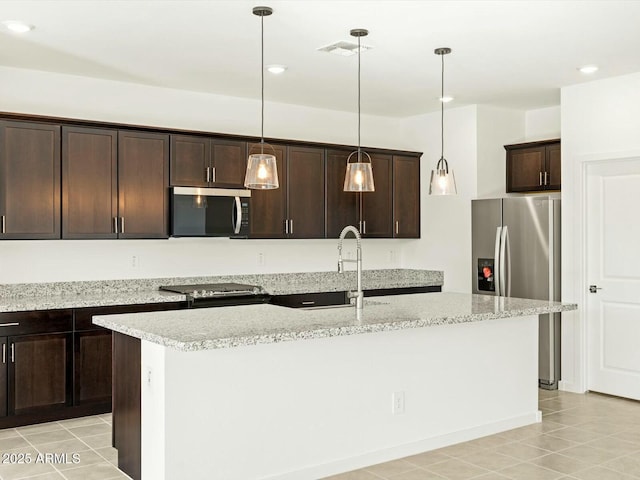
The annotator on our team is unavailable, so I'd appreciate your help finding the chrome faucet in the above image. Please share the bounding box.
[337,225,363,320]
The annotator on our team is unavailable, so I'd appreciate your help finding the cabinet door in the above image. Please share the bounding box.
[393,155,420,238]
[62,127,118,239]
[546,143,561,190]
[74,330,112,406]
[211,139,247,187]
[169,135,209,187]
[9,333,72,416]
[287,146,325,238]
[0,337,6,418]
[118,131,170,238]
[506,146,546,192]
[326,149,359,238]
[361,153,393,237]
[249,143,287,238]
[0,121,60,239]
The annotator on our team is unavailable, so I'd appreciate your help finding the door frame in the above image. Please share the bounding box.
[566,149,640,394]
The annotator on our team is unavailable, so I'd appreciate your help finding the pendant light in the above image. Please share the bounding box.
[343,29,375,192]
[429,47,457,195]
[244,6,279,190]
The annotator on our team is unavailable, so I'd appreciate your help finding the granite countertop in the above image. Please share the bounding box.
[0,269,442,313]
[93,292,577,352]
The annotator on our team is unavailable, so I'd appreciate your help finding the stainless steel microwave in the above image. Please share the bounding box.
[170,187,250,238]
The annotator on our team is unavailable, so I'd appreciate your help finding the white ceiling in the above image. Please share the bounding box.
[2,0,640,117]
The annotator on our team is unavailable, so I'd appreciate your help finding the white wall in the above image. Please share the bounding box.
[560,72,640,392]
[525,106,561,141]
[0,66,416,283]
[401,105,477,293]
[476,106,526,198]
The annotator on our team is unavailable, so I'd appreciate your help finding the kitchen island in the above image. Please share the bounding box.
[94,293,576,480]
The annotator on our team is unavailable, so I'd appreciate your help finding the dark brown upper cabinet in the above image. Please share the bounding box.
[249,143,288,238]
[361,153,393,238]
[505,139,561,192]
[0,120,61,239]
[393,155,421,238]
[118,131,170,238]
[170,135,247,188]
[249,145,325,239]
[326,149,359,238]
[287,146,325,238]
[62,126,118,239]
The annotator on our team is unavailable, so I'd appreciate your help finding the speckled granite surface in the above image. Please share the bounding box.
[93,293,577,351]
[0,269,442,313]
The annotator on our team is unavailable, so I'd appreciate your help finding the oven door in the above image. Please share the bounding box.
[170,187,250,237]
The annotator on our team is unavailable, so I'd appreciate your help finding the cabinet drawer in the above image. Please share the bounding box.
[0,310,73,336]
[270,291,348,309]
[74,302,184,331]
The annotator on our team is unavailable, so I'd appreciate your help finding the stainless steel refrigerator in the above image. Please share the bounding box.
[472,197,561,389]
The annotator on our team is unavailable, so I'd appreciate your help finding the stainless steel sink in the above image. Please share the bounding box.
[300,299,388,310]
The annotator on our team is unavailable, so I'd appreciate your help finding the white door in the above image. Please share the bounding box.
[586,158,640,400]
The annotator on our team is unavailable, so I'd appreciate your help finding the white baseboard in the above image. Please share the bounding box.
[263,411,539,480]
[559,380,586,393]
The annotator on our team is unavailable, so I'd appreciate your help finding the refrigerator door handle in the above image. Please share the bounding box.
[494,226,502,296]
[500,225,509,296]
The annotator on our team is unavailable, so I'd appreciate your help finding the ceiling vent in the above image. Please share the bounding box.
[317,41,372,57]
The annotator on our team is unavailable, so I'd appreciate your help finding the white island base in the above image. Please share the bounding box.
[140,314,539,480]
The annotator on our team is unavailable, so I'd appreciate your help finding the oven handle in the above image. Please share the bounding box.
[233,196,242,235]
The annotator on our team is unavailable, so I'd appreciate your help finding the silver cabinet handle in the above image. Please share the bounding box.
[284,219,289,235]
[211,167,216,183]
[539,172,543,186]
[205,167,210,183]
[363,220,366,234]
[2,344,5,364]
[0,322,20,327]
[120,217,125,234]
[289,219,293,235]
[10,343,14,363]
[545,171,549,186]
[395,221,399,235]
[113,217,119,234]
[301,301,315,305]
[358,220,362,233]
[1,215,5,234]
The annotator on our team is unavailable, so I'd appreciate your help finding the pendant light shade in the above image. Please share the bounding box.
[244,6,279,190]
[344,28,375,193]
[344,151,375,191]
[429,47,457,196]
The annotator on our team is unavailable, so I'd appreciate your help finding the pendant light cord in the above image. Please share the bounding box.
[260,13,265,152]
[357,35,361,159]
[440,52,444,162]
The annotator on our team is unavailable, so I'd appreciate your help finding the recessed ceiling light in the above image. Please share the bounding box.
[2,20,34,33]
[317,41,372,57]
[578,65,599,74]
[266,65,287,74]
[439,96,454,103]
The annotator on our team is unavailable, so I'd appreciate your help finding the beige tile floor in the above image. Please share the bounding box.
[0,413,126,480]
[1,390,639,480]
[323,389,640,480]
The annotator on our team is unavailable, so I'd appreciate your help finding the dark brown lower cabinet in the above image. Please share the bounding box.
[0,338,7,418]
[74,330,112,407]
[113,332,141,480]
[9,333,73,416]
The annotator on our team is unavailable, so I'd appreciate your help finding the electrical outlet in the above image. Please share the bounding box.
[392,391,405,415]
[257,252,265,266]
[131,255,139,268]
[145,366,152,385]
[389,250,396,264]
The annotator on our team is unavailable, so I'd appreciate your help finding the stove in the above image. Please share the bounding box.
[159,282,270,308]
